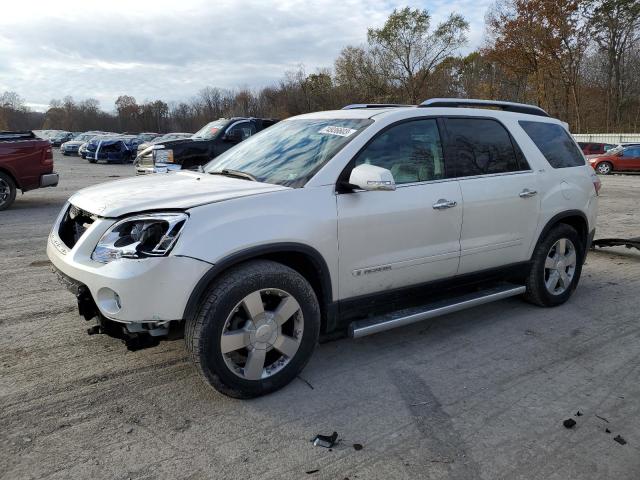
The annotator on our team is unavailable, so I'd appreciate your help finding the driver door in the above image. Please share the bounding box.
[336,118,462,300]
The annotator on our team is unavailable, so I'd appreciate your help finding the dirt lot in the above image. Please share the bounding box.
[1,152,639,480]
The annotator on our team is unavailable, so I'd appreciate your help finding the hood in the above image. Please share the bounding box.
[154,137,206,149]
[64,140,85,146]
[69,170,288,217]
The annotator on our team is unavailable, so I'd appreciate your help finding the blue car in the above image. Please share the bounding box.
[85,135,141,164]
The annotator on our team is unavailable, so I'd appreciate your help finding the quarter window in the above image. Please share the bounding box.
[353,119,445,184]
[445,118,521,177]
[519,121,585,168]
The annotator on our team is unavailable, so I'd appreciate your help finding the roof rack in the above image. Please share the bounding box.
[419,98,549,117]
[342,104,414,110]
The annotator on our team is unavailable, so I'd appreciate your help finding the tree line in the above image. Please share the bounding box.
[1,0,639,134]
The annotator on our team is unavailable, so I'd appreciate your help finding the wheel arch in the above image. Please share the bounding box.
[182,243,336,333]
[0,166,21,189]
[535,210,589,259]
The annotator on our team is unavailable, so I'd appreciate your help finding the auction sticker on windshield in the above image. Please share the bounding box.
[319,126,357,137]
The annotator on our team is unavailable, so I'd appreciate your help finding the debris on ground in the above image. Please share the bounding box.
[563,419,577,429]
[410,401,431,406]
[595,415,609,423]
[296,375,314,390]
[576,411,583,416]
[592,237,640,252]
[613,435,627,445]
[312,432,338,448]
[353,443,363,451]
[605,428,611,434]
[305,469,320,474]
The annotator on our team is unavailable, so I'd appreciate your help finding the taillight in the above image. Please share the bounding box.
[43,146,53,165]
[591,173,601,196]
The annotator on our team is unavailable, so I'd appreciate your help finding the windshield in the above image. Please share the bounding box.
[204,118,373,187]
[73,134,93,141]
[192,120,228,140]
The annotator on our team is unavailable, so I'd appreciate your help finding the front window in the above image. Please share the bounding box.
[204,118,373,187]
[192,120,228,140]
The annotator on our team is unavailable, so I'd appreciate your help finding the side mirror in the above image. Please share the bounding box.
[224,129,243,143]
[348,164,396,191]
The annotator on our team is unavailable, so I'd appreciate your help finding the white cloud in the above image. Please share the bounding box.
[0,0,494,112]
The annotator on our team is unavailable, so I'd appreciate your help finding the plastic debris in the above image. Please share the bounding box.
[563,419,577,429]
[613,435,627,445]
[353,443,363,451]
[312,432,338,448]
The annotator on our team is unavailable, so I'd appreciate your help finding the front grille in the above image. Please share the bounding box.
[137,153,154,167]
[58,204,97,249]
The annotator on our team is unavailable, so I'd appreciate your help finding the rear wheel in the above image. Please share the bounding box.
[185,260,320,398]
[596,161,612,175]
[524,224,583,307]
[0,171,17,211]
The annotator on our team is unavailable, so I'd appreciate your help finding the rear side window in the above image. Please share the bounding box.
[444,118,521,177]
[519,121,585,168]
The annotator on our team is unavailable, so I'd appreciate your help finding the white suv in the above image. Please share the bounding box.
[47,99,600,398]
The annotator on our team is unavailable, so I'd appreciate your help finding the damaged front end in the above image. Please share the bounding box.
[55,267,179,351]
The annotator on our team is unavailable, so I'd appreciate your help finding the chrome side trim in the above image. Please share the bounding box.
[349,284,526,338]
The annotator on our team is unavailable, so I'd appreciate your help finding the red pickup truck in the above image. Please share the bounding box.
[0,131,59,210]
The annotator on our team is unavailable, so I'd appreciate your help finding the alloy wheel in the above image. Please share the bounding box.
[544,238,577,295]
[0,178,10,206]
[220,288,304,381]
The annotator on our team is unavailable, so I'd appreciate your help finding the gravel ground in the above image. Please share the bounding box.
[1,152,639,480]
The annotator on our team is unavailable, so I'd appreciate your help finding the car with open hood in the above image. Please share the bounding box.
[48,99,599,398]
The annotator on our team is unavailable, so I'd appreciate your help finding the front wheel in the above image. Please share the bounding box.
[185,260,321,398]
[596,161,612,175]
[524,224,583,307]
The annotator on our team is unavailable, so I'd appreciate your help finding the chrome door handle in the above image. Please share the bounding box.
[432,199,457,210]
[519,189,538,198]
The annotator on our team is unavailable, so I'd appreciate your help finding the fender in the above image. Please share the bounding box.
[181,242,334,328]
[534,209,589,258]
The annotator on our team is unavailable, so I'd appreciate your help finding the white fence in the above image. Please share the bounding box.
[572,133,640,144]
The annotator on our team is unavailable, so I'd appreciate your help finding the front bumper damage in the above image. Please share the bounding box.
[47,203,211,350]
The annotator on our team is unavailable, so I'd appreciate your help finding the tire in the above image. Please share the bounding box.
[185,260,321,398]
[88,159,97,164]
[524,224,583,307]
[0,171,17,211]
[596,161,612,175]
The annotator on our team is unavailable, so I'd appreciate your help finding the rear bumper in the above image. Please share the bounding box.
[40,172,59,188]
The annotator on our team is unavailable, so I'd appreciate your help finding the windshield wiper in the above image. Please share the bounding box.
[209,168,257,181]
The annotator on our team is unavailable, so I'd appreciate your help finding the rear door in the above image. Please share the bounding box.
[336,118,462,299]
[619,147,640,170]
[442,117,540,274]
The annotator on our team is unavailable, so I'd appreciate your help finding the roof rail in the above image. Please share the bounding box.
[419,98,549,117]
[342,104,414,110]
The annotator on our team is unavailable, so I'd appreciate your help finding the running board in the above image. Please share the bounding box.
[348,283,526,339]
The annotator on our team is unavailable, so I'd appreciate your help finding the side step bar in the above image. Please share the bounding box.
[348,283,526,338]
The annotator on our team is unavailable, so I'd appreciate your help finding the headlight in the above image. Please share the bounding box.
[153,148,174,163]
[91,213,188,263]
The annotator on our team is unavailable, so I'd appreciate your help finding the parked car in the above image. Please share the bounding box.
[47,99,598,398]
[136,132,193,156]
[61,132,103,156]
[78,141,90,159]
[577,142,616,157]
[85,135,138,163]
[134,118,277,174]
[0,131,58,210]
[589,145,640,174]
[136,132,159,142]
[50,131,75,147]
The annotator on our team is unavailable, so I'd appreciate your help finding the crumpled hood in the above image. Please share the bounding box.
[69,171,289,217]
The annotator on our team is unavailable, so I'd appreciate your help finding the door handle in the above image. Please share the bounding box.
[432,199,457,210]
[519,189,538,198]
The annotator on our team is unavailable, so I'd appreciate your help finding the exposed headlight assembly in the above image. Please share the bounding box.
[91,213,188,263]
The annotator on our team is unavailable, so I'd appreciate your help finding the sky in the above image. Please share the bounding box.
[0,0,494,112]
